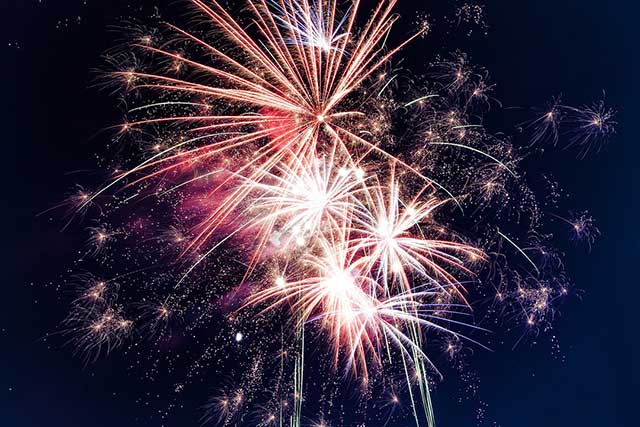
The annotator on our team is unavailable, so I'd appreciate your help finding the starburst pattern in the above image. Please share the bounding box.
[53,1,613,426]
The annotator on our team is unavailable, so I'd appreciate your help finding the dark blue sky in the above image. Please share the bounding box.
[2,1,636,426]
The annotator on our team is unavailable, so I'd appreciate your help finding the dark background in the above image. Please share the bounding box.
[1,0,636,426]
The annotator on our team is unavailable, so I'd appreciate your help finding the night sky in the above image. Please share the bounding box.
[2,1,637,426]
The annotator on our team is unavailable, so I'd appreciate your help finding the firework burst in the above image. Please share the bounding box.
[53,1,613,425]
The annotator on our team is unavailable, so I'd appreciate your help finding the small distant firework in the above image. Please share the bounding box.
[525,96,616,158]
[565,100,617,157]
[552,211,601,251]
[85,224,119,258]
[53,1,614,426]
[525,96,564,146]
[63,276,131,364]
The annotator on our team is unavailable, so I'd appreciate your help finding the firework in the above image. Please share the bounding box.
[55,1,613,426]
[524,95,616,158]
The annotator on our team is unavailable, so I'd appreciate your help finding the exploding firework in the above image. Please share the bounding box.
[52,1,613,425]
[523,95,616,158]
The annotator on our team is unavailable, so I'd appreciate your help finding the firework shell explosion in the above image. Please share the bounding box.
[53,0,615,425]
